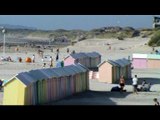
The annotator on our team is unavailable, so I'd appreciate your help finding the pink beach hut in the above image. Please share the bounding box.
[132,53,147,69]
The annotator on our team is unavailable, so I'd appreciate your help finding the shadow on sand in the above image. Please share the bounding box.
[50,90,133,105]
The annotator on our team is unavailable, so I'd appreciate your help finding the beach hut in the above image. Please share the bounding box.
[44,68,59,102]
[3,64,89,105]
[132,53,147,69]
[114,58,131,80]
[147,54,160,68]
[79,53,90,68]
[64,52,101,69]
[28,69,48,104]
[50,68,66,99]
[63,66,80,96]
[3,72,36,105]
[86,52,101,69]
[76,64,89,90]
[64,52,86,66]
[98,60,120,83]
[98,58,131,84]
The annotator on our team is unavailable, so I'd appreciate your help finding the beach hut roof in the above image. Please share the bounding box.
[133,53,147,58]
[77,63,89,71]
[3,72,35,86]
[74,64,88,72]
[98,60,119,67]
[107,60,121,67]
[86,52,101,58]
[39,69,54,78]
[68,64,84,73]
[51,67,70,77]
[50,69,62,77]
[98,58,129,67]
[114,58,130,67]
[28,69,48,80]
[70,52,87,59]
[147,54,160,59]
[45,68,60,77]
[97,61,107,67]
[63,65,77,75]
[16,72,35,86]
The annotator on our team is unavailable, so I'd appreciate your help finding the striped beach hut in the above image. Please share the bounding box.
[132,53,148,69]
[28,70,49,104]
[3,64,89,105]
[86,52,101,69]
[114,58,131,79]
[74,64,90,92]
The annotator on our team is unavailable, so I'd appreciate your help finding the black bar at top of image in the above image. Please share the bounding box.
[0,0,160,14]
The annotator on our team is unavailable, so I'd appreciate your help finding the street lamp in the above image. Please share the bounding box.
[2,28,6,57]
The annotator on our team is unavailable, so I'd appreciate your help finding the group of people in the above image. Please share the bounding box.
[119,75,151,94]
[118,75,160,105]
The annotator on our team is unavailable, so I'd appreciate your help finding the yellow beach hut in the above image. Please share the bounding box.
[3,72,35,105]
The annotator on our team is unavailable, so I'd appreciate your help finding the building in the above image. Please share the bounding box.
[64,52,101,69]
[153,16,160,28]
[132,53,148,69]
[86,52,101,69]
[132,53,160,69]
[98,58,131,83]
[3,64,89,105]
[147,54,160,68]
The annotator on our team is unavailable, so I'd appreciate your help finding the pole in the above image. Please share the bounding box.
[3,32,5,57]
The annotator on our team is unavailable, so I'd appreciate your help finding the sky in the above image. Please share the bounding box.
[0,15,159,30]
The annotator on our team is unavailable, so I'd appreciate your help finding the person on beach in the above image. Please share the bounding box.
[0,79,3,90]
[153,98,159,106]
[56,53,59,61]
[32,54,35,63]
[56,48,59,54]
[67,48,69,53]
[61,60,64,67]
[49,56,53,68]
[43,63,46,68]
[119,75,125,91]
[132,75,138,94]
[72,50,75,54]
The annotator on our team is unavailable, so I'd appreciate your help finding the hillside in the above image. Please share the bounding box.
[0,26,156,46]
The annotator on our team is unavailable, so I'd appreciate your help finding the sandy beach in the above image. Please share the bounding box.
[1,37,158,80]
[0,37,160,105]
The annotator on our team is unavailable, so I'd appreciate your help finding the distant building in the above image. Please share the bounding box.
[64,52,101,69]
[153,16,160,28]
